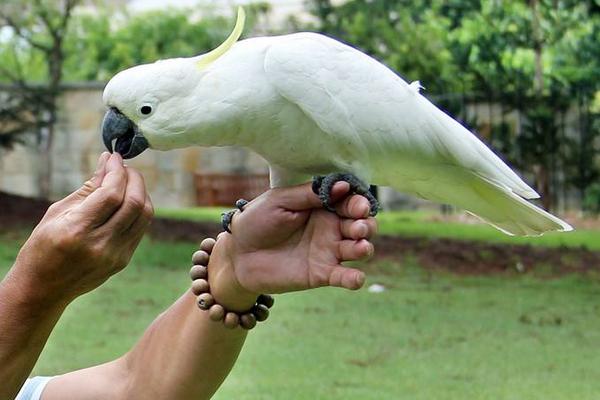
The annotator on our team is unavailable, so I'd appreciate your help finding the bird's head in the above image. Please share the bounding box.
[101,7,246,159]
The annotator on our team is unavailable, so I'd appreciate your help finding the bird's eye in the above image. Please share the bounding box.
[140,105,153,115]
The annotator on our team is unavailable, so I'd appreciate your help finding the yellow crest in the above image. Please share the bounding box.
[196,7,246,69]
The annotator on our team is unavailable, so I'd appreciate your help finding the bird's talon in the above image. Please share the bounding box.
[222,199,249,234]
[235,198,249,211]
[221,210,236,234]
[312,173,379,216]
[312,176,324,195]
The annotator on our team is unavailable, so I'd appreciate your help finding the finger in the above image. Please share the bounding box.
[274,182,324,211]
[113,225,148,273]
[105,167,148,233]
[123,209,152,244]
[340,218,378,240]
[131,192,155,235]
[48,152,110,215]
[76,153,128,226]
[116,194,153,260]
[338,239,374,261]
[335,194,370,219]
[328,266,366,290]
[329,181,351,203]
[276,180,355,212]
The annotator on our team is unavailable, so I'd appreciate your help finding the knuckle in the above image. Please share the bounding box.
[282,210,299,222]
[143,203,154,219]
[367,218,378,235]
[125,196,145,213]
[81,179,97,193]
[102,189,123,207]
[351,196,368,214]
[46,202,60,215]
[87,245,107,261]
[51,227,82,252]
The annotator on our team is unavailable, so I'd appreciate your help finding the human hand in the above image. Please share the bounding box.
[207,183,377,311]
[11,152,154,306]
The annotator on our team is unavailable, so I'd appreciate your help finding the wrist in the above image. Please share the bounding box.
[207,235,259,313]
[1,262,70,318]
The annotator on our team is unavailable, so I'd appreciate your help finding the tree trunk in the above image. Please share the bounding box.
[38,42,63,200]
[529,0,554,211]
[533,164,551,211]
[37,110,55,200]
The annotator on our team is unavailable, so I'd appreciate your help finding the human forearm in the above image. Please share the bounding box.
[121,291,248,400]
[44,244,253,400]
[0,265,69,400]
[121,240,255,399]
[0,153,153,399]
[44,292,249,400]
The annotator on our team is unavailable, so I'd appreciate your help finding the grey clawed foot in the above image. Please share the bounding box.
[311,173,379,217]
[221,198,249,233]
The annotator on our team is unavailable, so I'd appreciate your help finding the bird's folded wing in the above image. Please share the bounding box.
[263,33,538,199]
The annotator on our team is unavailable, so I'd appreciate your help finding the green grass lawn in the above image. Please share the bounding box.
[157,207,600,250]
[2,230,600,399]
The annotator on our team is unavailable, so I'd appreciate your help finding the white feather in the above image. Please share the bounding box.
[103,32,572,236]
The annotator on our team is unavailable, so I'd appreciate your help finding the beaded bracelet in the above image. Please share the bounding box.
[189,237,274,330]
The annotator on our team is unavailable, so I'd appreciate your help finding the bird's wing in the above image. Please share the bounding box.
[263,32,538,199]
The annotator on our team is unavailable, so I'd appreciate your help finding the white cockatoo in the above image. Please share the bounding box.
[101,7,572,236]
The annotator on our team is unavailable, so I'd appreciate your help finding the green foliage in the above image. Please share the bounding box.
[63,9,234,81]
[306,0,600,208]
[584,182,600,214]
[0,4,265,83]
[305,0,464,94]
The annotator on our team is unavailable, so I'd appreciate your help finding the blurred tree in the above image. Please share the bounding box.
[455,0,600,209]
[63,4,268,81]
[0,2,267,199]
[0,0,82,198]
[304,0,464,95]
[63,10,231,81]
[307,0,600,211]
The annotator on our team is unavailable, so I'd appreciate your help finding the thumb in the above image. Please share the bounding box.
[59,152,111,206]
[276,181,352,212]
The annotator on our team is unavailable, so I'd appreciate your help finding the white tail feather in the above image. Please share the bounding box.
[465,174,572,236]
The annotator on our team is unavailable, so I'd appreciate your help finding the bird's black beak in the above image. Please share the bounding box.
[101,108,149,159]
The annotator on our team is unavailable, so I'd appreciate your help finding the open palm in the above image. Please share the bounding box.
[218,182,377,295]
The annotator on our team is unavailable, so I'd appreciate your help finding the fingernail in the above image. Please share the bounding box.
[355,271,366,289]
[365,241,374,258]
[359,222,368,237]
[358,204,369,218]
[106,152,123,168]
[96,152,110,170]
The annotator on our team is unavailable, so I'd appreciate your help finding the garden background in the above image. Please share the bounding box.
[2,1,600,399]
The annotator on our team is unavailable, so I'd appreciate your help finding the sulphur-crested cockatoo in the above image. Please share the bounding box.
[101,7,572,236]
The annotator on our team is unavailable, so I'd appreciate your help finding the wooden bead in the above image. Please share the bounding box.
[192,250,209,265]
[191,279,209,295]
[197,293,215,310]
[240,313,257,330]
[189,265,208,280]
[200,238,216,254]
[253,304,270,322]
[223,312,240,329]
[208,304,225,321]
[257,294,275,309]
